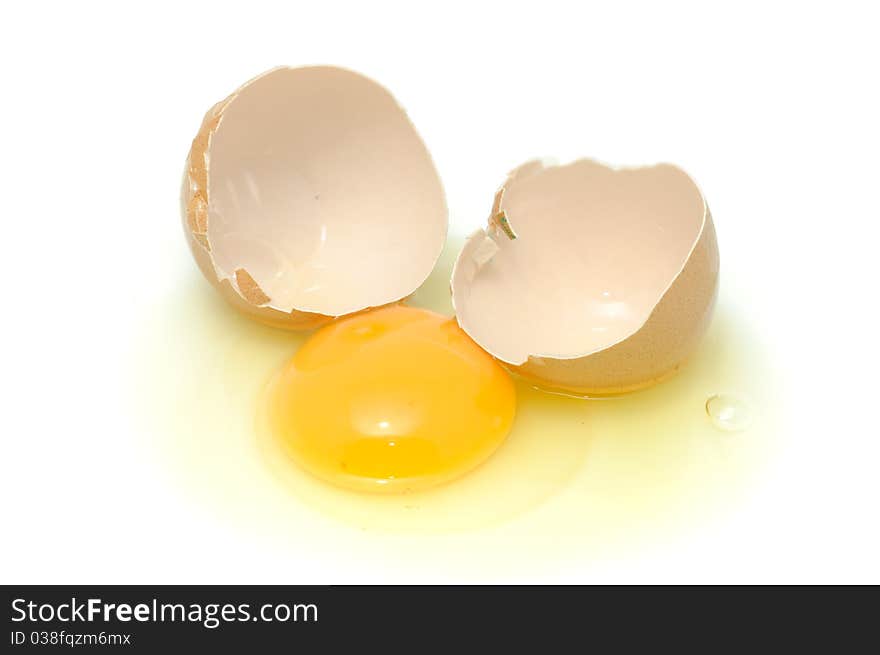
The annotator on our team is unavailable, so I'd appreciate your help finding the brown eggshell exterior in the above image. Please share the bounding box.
[180,78,333,331]
[510,209,719,395]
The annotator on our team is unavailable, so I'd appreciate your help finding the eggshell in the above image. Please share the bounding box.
[181,66,447,329]
[451,159,719,395]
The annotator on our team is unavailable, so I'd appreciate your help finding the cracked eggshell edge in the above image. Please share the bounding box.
[181,68,332,330]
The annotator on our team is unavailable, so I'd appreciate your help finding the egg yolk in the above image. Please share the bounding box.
[267,305,516,493]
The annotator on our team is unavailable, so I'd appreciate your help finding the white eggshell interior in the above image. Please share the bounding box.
[452,160,707,364]
[206,67,447,316]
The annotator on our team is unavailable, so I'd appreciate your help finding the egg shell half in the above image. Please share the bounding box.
[451,159,720,395]
[181,66,448,329]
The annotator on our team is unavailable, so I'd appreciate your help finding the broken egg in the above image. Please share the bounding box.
[451,159,719,395]
[181,66,447,329]
[267,304,516,493]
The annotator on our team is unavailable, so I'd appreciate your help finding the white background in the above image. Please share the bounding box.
[2,1,878,583]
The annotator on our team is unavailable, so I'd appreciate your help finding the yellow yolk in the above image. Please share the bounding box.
[267,305,516,493]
